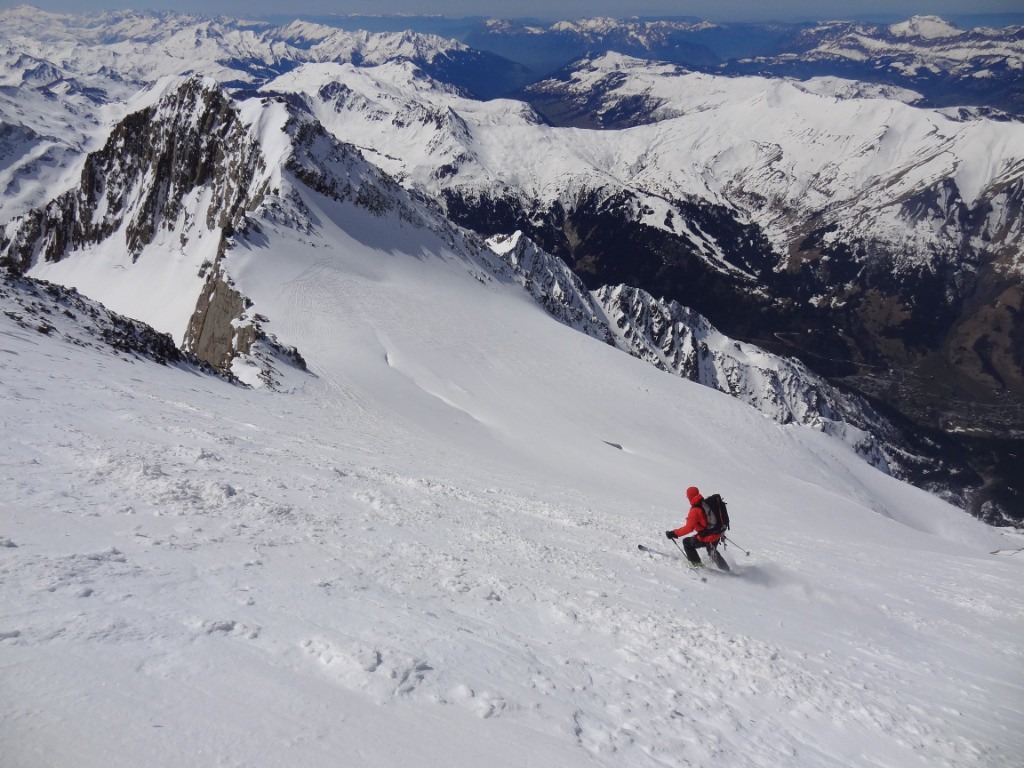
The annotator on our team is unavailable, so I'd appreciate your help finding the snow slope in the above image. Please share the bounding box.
[3,154,1022,768]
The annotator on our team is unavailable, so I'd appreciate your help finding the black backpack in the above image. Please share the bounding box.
[700,494,730,536]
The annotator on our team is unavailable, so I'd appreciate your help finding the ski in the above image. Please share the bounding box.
[637,543,734,579]
[637,544,707,582]
[637,544,671,557]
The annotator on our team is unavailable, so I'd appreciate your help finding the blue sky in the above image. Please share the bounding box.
[10,0,1024,23]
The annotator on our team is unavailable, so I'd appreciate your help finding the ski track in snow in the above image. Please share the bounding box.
[3,310,1022,768]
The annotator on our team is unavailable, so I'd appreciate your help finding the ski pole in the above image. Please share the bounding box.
[723,534,750,556]
[671,538,706,581]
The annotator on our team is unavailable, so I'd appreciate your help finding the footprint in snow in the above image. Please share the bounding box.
[302,636,433,703]
[184,617,261,639]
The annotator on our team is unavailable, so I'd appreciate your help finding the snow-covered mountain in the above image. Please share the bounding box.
[0,72,907,477]
[1,6,1022,521]
[726,15,1024,116]
[464,16,721,76]
[0,74,489,376]
[2,12,1023,766]
[467,15,1024,117]
[0,6,531,224]
[0,5,527,96]
[271,54,1024,421]
[2,117,1022,768]
[524,52,928,127]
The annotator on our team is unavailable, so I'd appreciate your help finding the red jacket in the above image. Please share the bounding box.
[672,495,722,543]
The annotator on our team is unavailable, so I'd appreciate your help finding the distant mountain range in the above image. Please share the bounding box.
[465,15,1024,116]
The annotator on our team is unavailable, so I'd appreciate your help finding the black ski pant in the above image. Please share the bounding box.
[683,536,729,570]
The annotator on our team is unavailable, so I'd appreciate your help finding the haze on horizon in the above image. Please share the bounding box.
[6,0,1024,24]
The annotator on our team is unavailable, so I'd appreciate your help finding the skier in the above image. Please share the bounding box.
[665,486,730,570]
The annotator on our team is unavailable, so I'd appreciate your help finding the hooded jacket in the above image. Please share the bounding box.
[671,486,722,543]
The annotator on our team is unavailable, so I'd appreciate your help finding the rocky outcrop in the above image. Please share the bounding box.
[1,77,266,274]
[0,270,216,374]
[0,77,291,377]
[182,261,306,387]
[487,231,613,343]
[183,265,255,372]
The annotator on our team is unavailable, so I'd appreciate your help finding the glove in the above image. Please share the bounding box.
[665,530,678,540]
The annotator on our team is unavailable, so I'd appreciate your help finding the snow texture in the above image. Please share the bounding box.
[2,149,1022,767]
[1,10,1023,768]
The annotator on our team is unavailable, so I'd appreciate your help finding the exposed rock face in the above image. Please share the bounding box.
[183,266,256,372]
[0,77,277,376]
[182,261,307,388]
[487,231,614,344]
[283,115,428,227]
[1,76,266,274]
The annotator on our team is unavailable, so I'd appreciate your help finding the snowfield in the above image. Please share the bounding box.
[2,170,1022,767]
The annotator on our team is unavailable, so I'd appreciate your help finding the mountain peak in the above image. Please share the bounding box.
[889,16,961,39]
